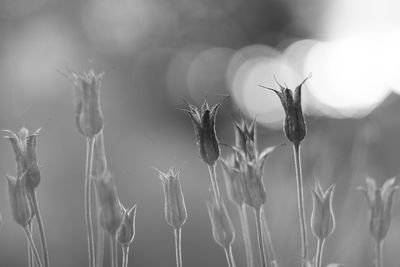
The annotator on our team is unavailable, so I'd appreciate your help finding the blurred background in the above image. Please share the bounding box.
[1,0,400,266]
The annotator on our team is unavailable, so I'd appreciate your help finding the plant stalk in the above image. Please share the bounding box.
[237,204,254,267]
[96,227,104,267]
[315,238,324,267]
[375,240,383,267]
[293,144,308,267]
[28,222,34,267]
[29,190,50,267]
[24,226,43,267]
[174,228,183,267]
[207,163,221,201]
[224,246,236,267]
[122,246,130,267]
[254,208,267,267]
[85,138,96,267]
[110,235,118,267]
[261,207,278,267]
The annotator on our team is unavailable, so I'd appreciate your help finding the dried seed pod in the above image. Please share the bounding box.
[311,181,335,240]
[182,97,228,165]
[261,75,311,145]
[207,198,235,249]
[156,167,187,229]
[6,172,32,227]
[64,69,104,138]
[93,172,123,236]
[117,203,137,247]
[358,177,399,241]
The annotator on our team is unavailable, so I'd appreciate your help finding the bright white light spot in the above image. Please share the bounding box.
[304,37,390,117]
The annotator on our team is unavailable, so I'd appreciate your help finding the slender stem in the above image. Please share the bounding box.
[96,227,104,267]
[110,235,118,267]
[237,204,254,267]
[293,144,308,267]
[24,226,43,267]
[29,191,50,267]
[174,228,183,267]
[315,238,324,267]
[254,208,267,267]
[261,207,278,267]
[28,222,33,267]
[122,246,130,267]
[85,138,96,267]
[224,246,236,267]
[207,163,221,201]
[375,240,383,267]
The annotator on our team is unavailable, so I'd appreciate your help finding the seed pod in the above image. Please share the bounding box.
[207,198,235,249]
[358,177,399,241]
[65,69,104,138]
[93,172,123,236]
[156,167,187,229]
[6,172,32,227]
[4,128,42,192]
[261,75,311,145]
[182,97,228,165]
[310,180,335,240]
[220,154,244,206]
[117,203,137,247]
[92,130,108,179]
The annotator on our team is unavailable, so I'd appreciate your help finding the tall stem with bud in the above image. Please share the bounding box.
[85,138,96,267]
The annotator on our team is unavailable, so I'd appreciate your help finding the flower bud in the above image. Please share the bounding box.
[156,167,187,229]
[220,154,244,206]
[117,203,137,247]
[207,198,235,248]
[261,75,311,145]
[6,172,32,227]
[92,130,108,179]
[93,172,123,236]
[358,177,398,241]
[182,98,228,165]
[310,180,335,240]
[65,69,104,138]
[4,128,42,192]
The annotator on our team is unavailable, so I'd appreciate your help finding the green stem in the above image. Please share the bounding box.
[24,226,43,267]
[207,163,221,201]
[174,228,183,267]
[110,235,118,267]
[85,138,96,267]
[224,246,236,267]
[315,238,324,267]
[293,144,308,267]
[254,208,267,267]
[29,190,50,267]
[237,204,254,267]
[122,246,130,267]
[375,240,382,267]
[261,207,278,267]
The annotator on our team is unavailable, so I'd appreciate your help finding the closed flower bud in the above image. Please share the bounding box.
[65,69,104,138]
[4,128,42,192]
[93,172,123,236]
[117,203,137,247]
[261,75,311,145]
[207,198,235,248]
[6,172,32,227]
[220,154,244,206]
[358,177,398,241]
[233,117,256,161]
[182,97,228,165]
[311,180,335,240]
[156,167,187,229]
[92,130,108,179]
